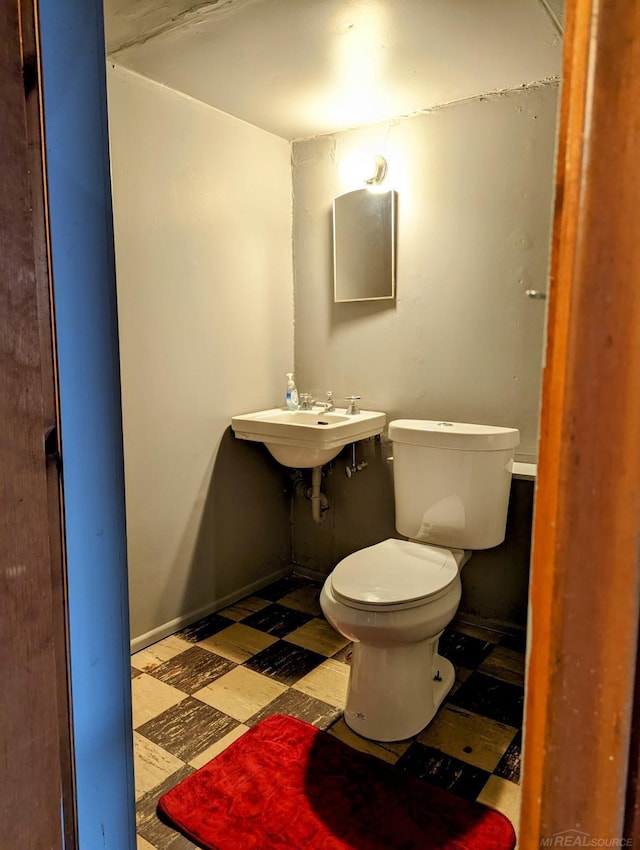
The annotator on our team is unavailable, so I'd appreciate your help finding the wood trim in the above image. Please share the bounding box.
[521,0,640,844]
[18,0,77,843]
[0,2,75,847]
[625,636,640,837]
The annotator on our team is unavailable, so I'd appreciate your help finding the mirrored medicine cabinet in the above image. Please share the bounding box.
[333,188,397,303]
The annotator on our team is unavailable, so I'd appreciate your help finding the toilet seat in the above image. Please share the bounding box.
[330,538,461,612]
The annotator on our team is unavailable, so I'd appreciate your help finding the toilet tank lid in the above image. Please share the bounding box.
[389,420,520,451]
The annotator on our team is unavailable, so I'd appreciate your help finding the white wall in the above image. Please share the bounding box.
[107,64,294,646]
[292,83,559,462]
[108,69,558,642]
[290,83,559,630]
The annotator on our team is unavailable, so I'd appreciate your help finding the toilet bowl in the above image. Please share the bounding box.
[320,418,519,742]
[320,538,468,742]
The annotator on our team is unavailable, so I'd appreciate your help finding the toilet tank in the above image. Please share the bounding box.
[388,420,520,549]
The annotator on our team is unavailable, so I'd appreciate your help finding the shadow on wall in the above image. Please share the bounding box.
[458,478,533,632]
[172,427,532,635]
[291,435,533,634]
[291,436,397,573]
[330,295,397,327]
[177,427,292,619]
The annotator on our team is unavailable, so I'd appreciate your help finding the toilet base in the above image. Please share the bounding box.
[343,638,455,742]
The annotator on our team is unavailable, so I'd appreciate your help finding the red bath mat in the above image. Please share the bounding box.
[158,714,516,850]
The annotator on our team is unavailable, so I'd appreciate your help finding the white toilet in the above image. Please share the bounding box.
[320,419,519,742]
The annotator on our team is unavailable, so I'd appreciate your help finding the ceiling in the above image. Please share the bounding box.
[104,0,563,141]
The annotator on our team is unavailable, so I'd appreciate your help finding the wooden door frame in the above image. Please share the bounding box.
[1,1,75,847]
[521,0,640,844]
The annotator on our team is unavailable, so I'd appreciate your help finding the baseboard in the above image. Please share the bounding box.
[130,565,292,654]
[454,611,527,642]
[290,564,329,583]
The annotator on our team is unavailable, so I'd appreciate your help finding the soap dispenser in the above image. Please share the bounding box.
[285,372,299,411]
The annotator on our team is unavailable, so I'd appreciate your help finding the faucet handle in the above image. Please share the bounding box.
[344,395,361,415]
[325,390,335,411]
[299,393,313,411]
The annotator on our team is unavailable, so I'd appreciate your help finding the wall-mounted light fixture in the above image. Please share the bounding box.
[340,152,388,188]
[364,154,387,185]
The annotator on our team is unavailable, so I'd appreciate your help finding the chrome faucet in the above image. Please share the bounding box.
[313,391,335,412]
[345,395,361,415]
[298,393,313,411]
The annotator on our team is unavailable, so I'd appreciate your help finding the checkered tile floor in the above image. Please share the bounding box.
[131,574,524,850]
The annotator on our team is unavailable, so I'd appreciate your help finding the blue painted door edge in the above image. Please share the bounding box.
[38,0,136,846]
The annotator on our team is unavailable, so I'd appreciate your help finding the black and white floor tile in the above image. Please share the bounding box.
[131,574,524,850]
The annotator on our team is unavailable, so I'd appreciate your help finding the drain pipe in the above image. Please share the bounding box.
[310,465,329,524]
[288,466,330,525]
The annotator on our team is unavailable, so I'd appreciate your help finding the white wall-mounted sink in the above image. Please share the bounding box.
[231,407,386,468]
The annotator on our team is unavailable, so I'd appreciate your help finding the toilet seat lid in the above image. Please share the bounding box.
[330,539,461,608]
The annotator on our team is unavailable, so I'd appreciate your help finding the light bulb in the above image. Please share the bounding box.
[340,152,387,187]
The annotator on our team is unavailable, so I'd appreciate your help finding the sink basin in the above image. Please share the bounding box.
[231,407,386,468]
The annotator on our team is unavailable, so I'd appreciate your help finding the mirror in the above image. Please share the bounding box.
[333,189,396,303]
